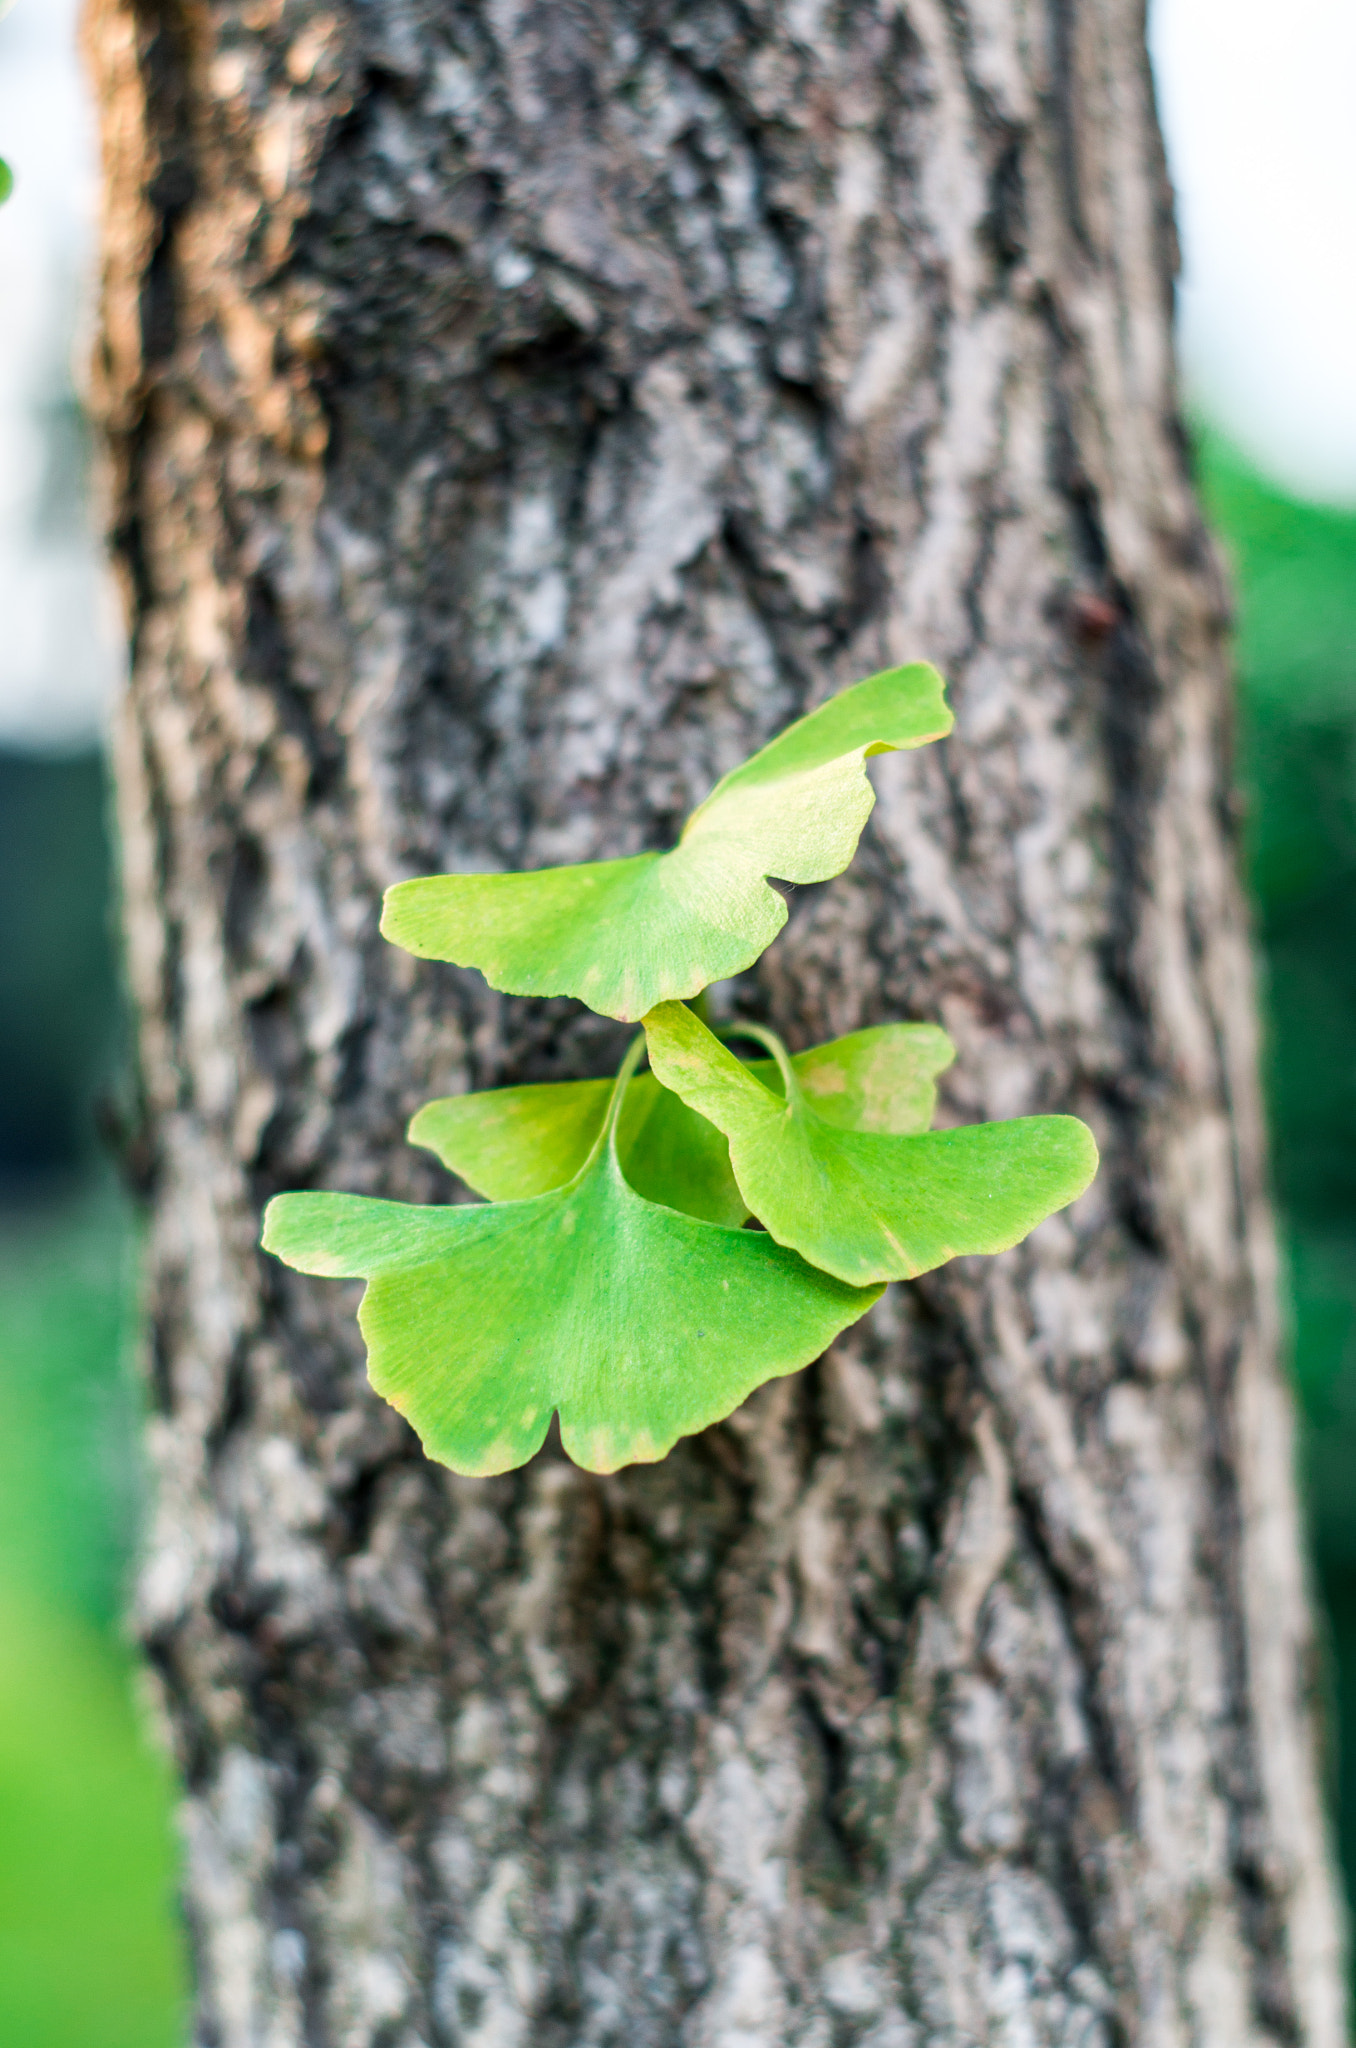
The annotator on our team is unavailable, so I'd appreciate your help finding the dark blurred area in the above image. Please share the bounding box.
[0,748,117,1182]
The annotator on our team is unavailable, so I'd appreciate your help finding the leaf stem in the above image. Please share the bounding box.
[717,1020,799,1102]
[594,1033,648,1170]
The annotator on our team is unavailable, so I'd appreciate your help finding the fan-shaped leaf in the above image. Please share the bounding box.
[407,1021,956,1227]
[262,1047,880,1476]
[381,664,952,1021]
[643,1003,1098,1285]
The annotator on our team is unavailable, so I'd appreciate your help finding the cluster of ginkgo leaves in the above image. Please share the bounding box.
[263,665,1098,1476]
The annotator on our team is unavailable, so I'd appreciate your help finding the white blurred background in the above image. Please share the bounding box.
[1150,0,1356,508]
[0,0,1353,745]
[0,0,114,749]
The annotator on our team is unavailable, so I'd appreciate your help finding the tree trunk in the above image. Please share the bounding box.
[85,1,1347,2042]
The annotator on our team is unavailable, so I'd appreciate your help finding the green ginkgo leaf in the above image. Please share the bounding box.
[262,1041,881,1476]
[643,1002,1098,1286]
[0,159,13,207]
[409,1069,747,1226]
[381,664,952,1021]
[407,1021,956,1227]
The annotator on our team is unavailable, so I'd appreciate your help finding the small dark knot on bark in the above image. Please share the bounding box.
[1067,589,1122,643]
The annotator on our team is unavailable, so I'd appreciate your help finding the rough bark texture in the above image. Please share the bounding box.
[86,2,1347,2043]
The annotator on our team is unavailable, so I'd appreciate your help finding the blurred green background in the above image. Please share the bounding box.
[0,754,184,2045]
[0,431,1351,2042]
[1198,436,1356,1922]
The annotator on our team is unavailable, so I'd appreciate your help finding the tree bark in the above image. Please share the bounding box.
[86,2,1347,2043]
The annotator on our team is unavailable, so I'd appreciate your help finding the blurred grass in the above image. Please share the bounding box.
[1198,432,1356,1940]
[0,1186,185,2046]
[0,1580,183,2047]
